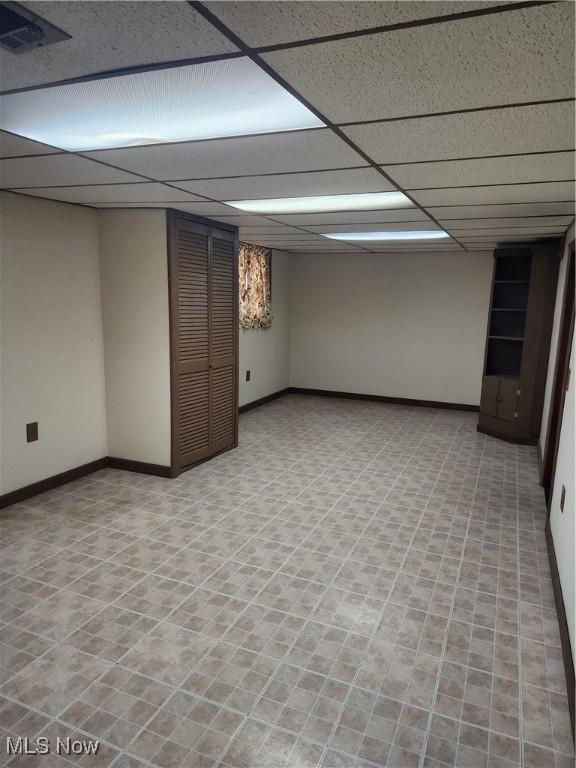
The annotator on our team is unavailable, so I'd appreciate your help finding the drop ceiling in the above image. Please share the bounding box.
[0,0,574,254]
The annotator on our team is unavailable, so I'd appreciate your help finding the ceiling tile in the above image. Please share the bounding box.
[427,202,576,218]
[364,244,465,252]
[17,183,205,204]
[239,225,303,234]
[412,181,576,207]
[0,131,59,158]
[444,227,564,237]
[96,201,234,215]
[437,216,573,229]
[173,167,393,200]
[0,155,141,188]
[304,222,444,234]
[240,227,317,241]
[283,243,367,251]
[343,102,575,164]
[208,1,499,47]
[83,129,362,180]
[262,4,574,122]
[0,1,237,92]
[271,209,429,225]
[199,214,276,227]
[387,152,575,190]
[461,234,563,243]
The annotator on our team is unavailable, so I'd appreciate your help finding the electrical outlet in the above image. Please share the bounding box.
[245,370,251,382]
[26,422,38,442]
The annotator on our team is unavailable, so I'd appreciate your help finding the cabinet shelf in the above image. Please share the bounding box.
[479,244,560,443]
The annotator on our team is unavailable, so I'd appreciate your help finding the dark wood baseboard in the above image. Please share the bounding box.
[107,457,175,478]
[239,388,290,414]
[0,455,176,509]
[545,517,575,741]
[0,458,107,510]
[0,389,481,509]
[476,425,538,445]
[289,387,480,412]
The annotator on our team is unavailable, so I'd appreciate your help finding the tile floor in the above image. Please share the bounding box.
[0,395,573,768]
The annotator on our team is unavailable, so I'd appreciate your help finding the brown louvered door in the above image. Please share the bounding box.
[210,232,238,454]
[169,212,238,473]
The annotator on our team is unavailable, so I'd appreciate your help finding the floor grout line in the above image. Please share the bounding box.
[0,402,571,768]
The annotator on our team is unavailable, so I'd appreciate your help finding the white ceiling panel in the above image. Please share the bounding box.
[239,228,317,237]
[280,242,367,251]
[270,209,429,226]
[437,216,574,229]
[461,234,563,242]
[0,155,141,188]
[387,152,575,190]
[0,130,59,158]
[0,2,237,92]
[83,129,361,180]
[17,183,205,204]
[304,222,443,234]
[199,214,277,227]
[412,181,576,207]
[364,245,465,252]
[344,102,575,164]
[239,225,303,235]
[96,200,235,215]
[263,4,574,122]
[173,167,393,200]
[428,203,576,219]
[444,227,565,237]
[208,1,501,47]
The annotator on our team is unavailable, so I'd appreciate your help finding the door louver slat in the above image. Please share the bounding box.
[169,214,238,472]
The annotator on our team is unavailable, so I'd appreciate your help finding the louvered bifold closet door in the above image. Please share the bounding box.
[210,231,238,454]
[171,219,211,468]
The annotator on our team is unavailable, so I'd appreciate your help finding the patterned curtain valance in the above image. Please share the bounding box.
[239,242,272,329]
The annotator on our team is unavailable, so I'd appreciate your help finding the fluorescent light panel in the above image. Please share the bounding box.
[0,58,324,151]
[324,231,450,241]
[225,191,412,214]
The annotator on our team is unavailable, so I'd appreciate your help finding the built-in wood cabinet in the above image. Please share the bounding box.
[168,210,238,473]
[478,243,560,444]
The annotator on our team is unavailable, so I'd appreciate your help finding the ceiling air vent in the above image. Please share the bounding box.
[0,2,70,54]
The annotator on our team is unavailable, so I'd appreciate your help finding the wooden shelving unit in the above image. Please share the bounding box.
[478,244,560,444]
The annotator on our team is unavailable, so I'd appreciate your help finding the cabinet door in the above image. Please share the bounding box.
[209,232,238,455]
[497,378,520,422]
[171,220,211,469]
[480,376,500,417]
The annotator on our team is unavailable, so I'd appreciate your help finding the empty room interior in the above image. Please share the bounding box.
[0,1,575,767]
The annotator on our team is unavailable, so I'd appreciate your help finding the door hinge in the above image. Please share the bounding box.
[566,367,571,392]
[560,485,566,512]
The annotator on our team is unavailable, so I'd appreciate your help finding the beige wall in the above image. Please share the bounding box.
[99,209,171,466]
[541,226,575,657]
[0,192,107,494]
[239,250,291,407]
[289,250,493,405]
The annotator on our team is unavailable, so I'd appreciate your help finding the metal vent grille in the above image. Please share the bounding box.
[0,2,70,54]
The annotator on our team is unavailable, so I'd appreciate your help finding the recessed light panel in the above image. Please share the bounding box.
[323,231,450,241]
[225,191,412,214]
[0,57,324,151]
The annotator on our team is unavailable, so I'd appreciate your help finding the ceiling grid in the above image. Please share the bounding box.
[0,0,573,253]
